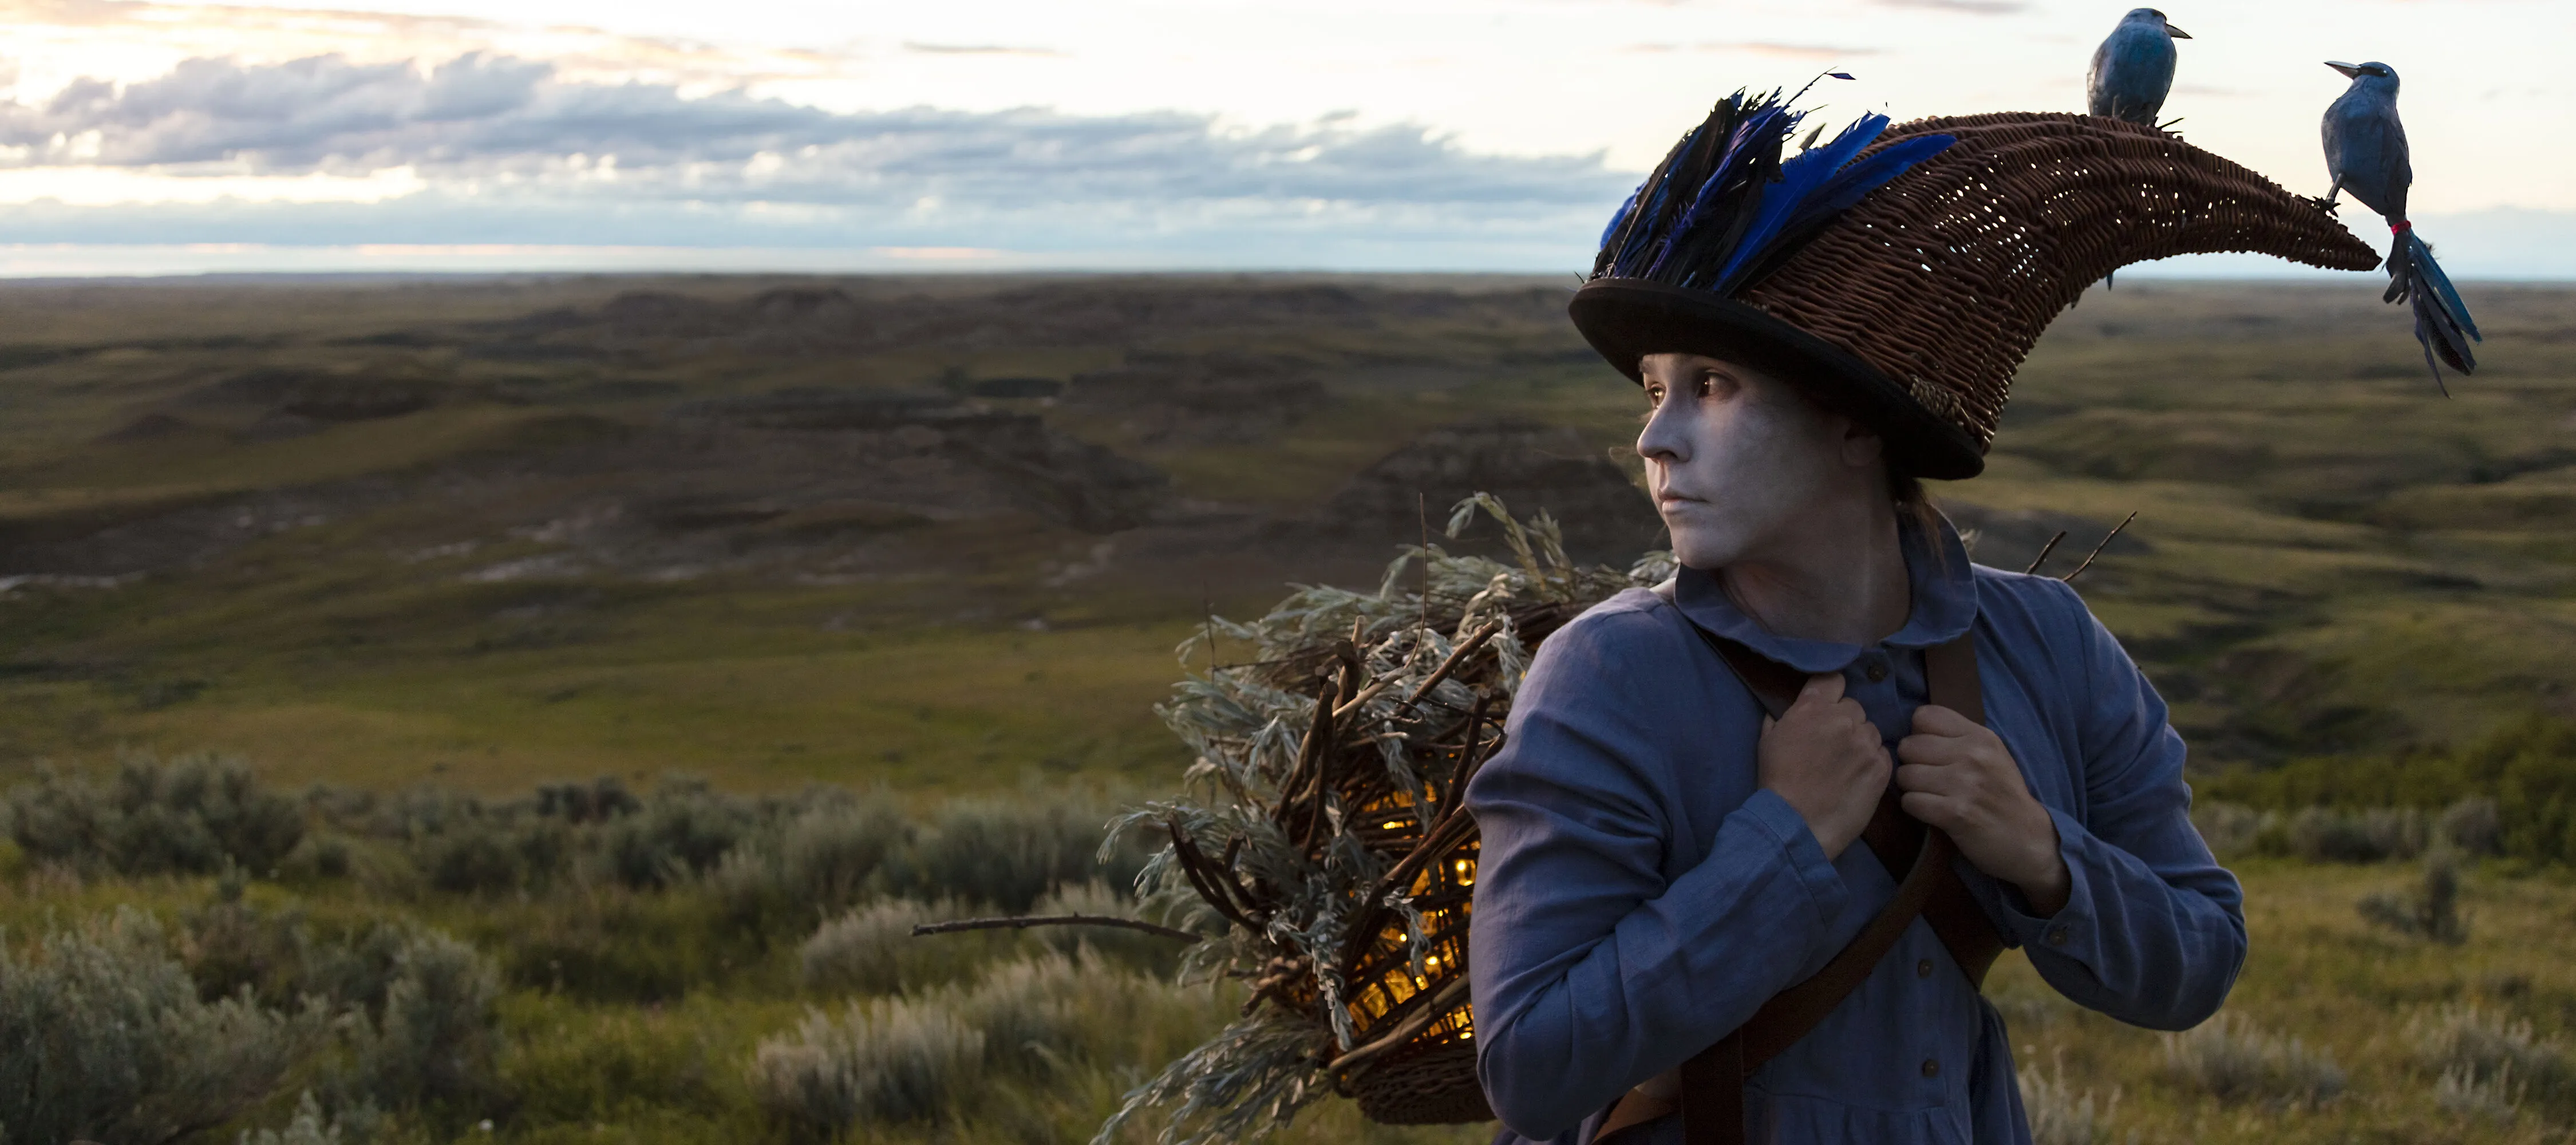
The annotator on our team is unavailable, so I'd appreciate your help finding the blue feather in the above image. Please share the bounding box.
[2405,230,2481,342]
[1651,97,1795,279]
[1598,188,1639,250]
[1778,133,1956,238]
[1590,88,1954,296]
[1710,112,1891,290]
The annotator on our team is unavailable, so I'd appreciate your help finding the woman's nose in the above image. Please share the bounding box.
[1637,399,1688,464]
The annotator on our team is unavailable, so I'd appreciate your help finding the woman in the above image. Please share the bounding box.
[1463,97,2381,1144]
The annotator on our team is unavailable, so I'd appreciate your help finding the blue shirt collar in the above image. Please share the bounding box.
[1671,514,1978,674]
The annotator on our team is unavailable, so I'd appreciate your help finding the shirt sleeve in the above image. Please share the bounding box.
[1465,611,1854,1141]
[1986,581,2246,1031]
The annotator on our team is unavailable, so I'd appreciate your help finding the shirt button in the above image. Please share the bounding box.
[1921,1059,1941,1078]
[1916,958,1934,978]
[2046,926,2070,947]
[1865,661,1888,682]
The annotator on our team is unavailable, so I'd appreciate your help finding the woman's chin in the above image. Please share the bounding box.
[1664,529,1747,571]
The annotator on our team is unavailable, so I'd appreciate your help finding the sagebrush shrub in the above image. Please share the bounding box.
[2411,1004,2572,1113]
[2439,797,2503,855]
[3,755,303,877]
[2162,1012,2344,1108]
[751,996,988,1134]
[0,909,323,1145]
[2188,801,2261,859]
[754,951,1210,1139]
[712,799,912,934]
[2357,848,2470,943]
[610,778,756,889]
[881,799,1129,913]
[326,927,504,1124]
[801,898,980,994]
[2285,806,2425,863]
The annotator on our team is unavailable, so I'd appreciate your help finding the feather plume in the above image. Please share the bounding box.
[2385,228,2481,390]
[1593,90,1954,297]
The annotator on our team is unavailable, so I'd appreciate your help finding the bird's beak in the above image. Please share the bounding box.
[2164,23,2191,38]
[2325,61,2363,78]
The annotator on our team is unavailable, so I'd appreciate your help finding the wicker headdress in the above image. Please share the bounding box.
[1571,98,2381,479]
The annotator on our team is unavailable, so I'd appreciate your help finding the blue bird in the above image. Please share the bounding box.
[2321,60,2479,389]
[2088,8,2191,127]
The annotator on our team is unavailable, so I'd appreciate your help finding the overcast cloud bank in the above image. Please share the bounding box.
[0,52,1628,261]
[0,53,2566,276]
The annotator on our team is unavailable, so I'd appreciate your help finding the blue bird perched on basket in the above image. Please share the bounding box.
[2087,7,2190,127]
[2321,59,2480,390]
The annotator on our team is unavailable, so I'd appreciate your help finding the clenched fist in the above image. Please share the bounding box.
[1896,705,2071,914]
[1757,673,1891,859]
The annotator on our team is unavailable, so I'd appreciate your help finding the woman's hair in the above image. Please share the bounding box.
[1888,467,1948,566]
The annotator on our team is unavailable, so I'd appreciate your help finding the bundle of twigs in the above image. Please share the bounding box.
[1084,496,1668,1144]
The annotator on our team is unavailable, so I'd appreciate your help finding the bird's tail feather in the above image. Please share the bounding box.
[2385,228,2480,389]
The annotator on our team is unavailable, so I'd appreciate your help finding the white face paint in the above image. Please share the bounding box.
[1634,352,1878,571]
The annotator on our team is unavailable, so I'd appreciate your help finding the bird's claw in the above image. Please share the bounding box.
[2305,194,2341,215]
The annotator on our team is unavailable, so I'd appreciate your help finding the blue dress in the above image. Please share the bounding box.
[1464,520,2243,1144]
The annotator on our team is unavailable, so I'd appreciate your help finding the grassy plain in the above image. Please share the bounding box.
[3,277,2573,795]
[3,274,2575,1143]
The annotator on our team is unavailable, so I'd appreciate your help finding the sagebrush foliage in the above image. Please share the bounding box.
[0,909,324,1145]
[3,754,302,877]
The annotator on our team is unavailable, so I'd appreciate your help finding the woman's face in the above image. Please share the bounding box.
[1635,352,1880,570]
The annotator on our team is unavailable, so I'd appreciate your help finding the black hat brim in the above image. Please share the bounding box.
[1568,278,1986,480]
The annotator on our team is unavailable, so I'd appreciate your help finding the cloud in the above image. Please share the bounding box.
[1872,0,2025,13]
[0,53,1625,211]
[1625,42,1879,60]
[901,42,1064,57]
[0,53,1639,266]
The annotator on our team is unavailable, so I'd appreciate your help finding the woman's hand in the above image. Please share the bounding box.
[1895,706,2071,915]
[1757,673,1891,860]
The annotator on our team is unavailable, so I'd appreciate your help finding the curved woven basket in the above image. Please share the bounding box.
[1741,112,2381,453]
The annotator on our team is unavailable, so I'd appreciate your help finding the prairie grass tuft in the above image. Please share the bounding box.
[2410,1003,2573,1118]
[2435,1064,2523,1123]
[2020,1052,2117,1145]
[2162,1013,2344,1108]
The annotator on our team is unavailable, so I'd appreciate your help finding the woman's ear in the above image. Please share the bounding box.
[1838,417,1887,469]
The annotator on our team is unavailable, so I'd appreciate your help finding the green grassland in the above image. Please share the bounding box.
[4,274,2576,1144]
[3,275,2573,795]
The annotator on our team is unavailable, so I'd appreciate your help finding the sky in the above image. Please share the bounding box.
[0,0,2568,277]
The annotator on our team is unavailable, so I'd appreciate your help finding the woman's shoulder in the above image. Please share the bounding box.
[1507,586,1704,713]
[1530,586,1693,666]
[1967,562,2111,670]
